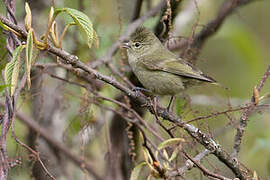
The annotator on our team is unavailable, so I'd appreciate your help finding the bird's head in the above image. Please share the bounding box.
[122,27,160,57]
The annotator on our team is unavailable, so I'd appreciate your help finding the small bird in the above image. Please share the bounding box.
[123,27,217,110]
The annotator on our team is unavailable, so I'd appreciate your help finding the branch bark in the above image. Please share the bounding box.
[233,65,270,157]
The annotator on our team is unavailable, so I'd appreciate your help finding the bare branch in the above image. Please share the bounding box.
[233,65,270,157]
[182,151,232,180]
[165,149,210,178]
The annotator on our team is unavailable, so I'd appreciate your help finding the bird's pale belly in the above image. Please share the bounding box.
[135,70,185,95]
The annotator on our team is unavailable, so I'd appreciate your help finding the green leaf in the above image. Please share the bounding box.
[26,29,33,89]
[142,147,153,165]
[54,7,97,48]
[130,162,147,180]
[0,84,10,93]
[0,27,8,72]
[158,138,185,150]
[0,21,8,31]
[169,147,179,162]
[5,45,25,96]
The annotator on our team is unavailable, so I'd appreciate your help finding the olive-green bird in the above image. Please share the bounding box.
[123,27,217,110]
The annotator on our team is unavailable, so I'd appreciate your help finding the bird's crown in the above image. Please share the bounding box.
[130,27,156,43]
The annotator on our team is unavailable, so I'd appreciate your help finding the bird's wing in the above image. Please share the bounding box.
[141,58,216,83]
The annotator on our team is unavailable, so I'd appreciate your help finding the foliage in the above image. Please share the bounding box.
[4,45,24,96]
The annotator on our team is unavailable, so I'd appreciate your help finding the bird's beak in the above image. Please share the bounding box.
[122,41,131,49]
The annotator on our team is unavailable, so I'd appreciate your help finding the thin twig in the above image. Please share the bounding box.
[233,65,270,157]
[182,150,232,180]
[165,149,210,178]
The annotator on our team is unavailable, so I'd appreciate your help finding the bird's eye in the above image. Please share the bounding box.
[134,42,141,48]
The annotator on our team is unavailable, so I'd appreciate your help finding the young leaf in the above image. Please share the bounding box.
[0,21,8,31]
[169,147,179,162]
[48,7,54,25]
[54,7,97,48]
[24,2,32,31]
[5,45,25,96]
[253,86,259,105]
[26,29,33,89]
[162,150,169,169]
[130,162,147,180]
[158,138,185,150]
[142,147,153,165]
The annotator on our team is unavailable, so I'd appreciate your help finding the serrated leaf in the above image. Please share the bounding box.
[5,45,24,96]
[130,162,147,180]
[24,2,32,31]
[26,29,33,89]
[158,138,185,150]
[54,7,97,48]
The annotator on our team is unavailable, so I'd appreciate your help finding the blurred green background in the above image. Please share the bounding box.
[1,0,270,179]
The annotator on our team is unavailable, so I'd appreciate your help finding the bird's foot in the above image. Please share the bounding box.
[165,96,176,114]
